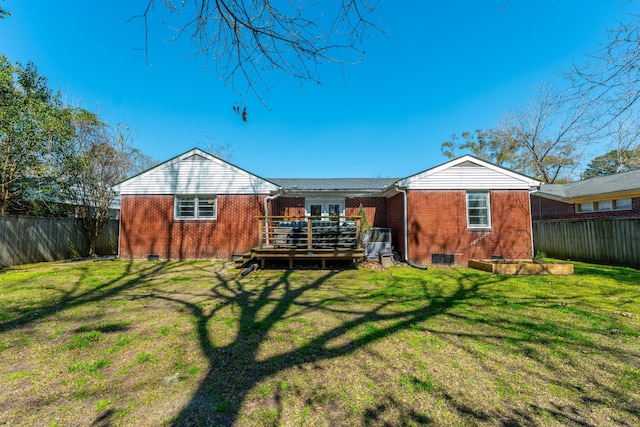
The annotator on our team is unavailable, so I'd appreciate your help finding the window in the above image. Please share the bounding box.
[577,198,633,213]
[305,198,344,218]
[175,195,217,219]
[467,191,491,228]
[577,202,593,212]
[595,200,612,211]
[614,198,632,210]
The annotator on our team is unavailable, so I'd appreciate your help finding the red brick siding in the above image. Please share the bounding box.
[345,197,389,227]
[388,193,405,258]
[271,197,306,217]
[405,190,533,265]
[531,195,640,220]
[119,194,265,260]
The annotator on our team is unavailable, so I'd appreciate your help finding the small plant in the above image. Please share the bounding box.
[96,399,112,411]
[68,358,109,374]
[68,331,101,349]
[136,353,156,364]
[357,203,371,233]
[534,250,547,263]
[357,203,372,248]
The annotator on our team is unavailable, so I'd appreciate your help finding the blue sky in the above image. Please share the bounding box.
[1,1,637,178]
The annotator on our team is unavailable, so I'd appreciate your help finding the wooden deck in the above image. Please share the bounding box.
[251,216,364,268]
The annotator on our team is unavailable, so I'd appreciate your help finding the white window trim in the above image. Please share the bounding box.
[175,195,217,220]
[576,198,633,213]
[576,202,593,213]
[466,191,491,229]
[304,198,345,218]
[614,198,632,211]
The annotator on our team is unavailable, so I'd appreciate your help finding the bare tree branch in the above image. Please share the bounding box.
[569,15,640,129]
[131,0,380,102]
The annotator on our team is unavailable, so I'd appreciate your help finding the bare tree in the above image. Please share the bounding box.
[133,1,379,100]
[608,111,640,171]
[443,84,589,183]
[570,15,640,128]
[62,116,139,256]
[500,84,590,183]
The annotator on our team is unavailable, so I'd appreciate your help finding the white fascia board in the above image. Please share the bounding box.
[116,147,280,194]
[397,155,542,188]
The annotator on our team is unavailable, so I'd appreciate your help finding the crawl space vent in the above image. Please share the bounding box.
[432,254,454,265]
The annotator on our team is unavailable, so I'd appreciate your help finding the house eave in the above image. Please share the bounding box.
[534,188,640,203]
[280,189,390,198]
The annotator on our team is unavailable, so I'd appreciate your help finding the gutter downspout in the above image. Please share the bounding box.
[395,184,427,270]
[529,186,541,260]
[116,192,121,259]
[264,188,283,245]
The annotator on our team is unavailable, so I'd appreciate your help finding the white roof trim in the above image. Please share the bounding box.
[396,155,541,188]
[113,148,281,193]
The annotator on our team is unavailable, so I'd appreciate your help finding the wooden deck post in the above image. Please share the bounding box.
[258,218,264,249]
[307,218,313,251]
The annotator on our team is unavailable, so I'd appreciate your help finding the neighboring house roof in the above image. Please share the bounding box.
[114,148,280,195]
[534,169,640,202]
[397,155,541,190]
[268,178,399,197]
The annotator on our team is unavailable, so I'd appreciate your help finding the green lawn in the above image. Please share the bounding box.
[0,259,638,426]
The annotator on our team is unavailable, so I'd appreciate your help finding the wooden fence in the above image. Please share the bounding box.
[0,216,118,268]
[532,218,640,268]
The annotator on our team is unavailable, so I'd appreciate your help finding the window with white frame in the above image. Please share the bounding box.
[577,202,593,212]
[304,198,345,219]
[576,198,633,213]
[595,200,612,211]
[614,198,632,210]
[466,191,491,228]
[175,195,217,219]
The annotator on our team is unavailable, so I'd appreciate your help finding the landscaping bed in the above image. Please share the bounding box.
[469,259,574,275]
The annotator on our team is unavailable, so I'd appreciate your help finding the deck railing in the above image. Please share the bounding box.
[257,216,362,251]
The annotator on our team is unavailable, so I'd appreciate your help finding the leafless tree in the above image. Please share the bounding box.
[570,15,640,129]
[608,111,640,171]
[132,1,380,102]
[443,84,591,183]
[62,117,140,256]
[499,83,591,183]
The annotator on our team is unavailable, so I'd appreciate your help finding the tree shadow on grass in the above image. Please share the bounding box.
[3,261,637,426]
[139,266,505,426]
[0,260,166,334]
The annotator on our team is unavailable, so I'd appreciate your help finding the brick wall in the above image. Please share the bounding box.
[119,194,265,260]
[271,197,305,217]
[388,193,405,258]
[531,195,640,220]
[120,191,535,264]
[345,197,389,227]
[404,190,533,265]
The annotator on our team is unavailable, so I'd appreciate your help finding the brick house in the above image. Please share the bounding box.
[530,169,640,221]
[115,148,540,265]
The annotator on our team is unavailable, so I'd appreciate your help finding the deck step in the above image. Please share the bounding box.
[233,253,253,264]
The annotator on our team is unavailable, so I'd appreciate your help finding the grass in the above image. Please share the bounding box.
[0,259,638,426]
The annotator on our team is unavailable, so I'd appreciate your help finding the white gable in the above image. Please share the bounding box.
[115,148,280,195]
[397,155,540,190]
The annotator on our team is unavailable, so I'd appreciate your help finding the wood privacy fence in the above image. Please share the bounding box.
[0,216,118,268]
[532,218,640,268]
